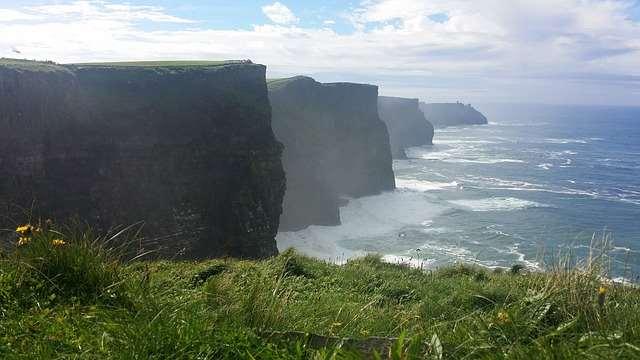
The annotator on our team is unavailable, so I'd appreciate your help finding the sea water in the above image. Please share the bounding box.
[277,104,640,280]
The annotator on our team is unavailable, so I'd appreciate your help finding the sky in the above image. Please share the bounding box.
[1,0,639,106]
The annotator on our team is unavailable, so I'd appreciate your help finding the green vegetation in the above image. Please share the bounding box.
[69,60,249,68]
[266,76,311,90]
[0,58,71,73]
[1,223,639,359]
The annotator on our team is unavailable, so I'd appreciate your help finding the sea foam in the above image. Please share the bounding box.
[277,190,448,261]
[449,197,549,212]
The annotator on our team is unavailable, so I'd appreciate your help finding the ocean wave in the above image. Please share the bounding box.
[449,197,550,212]
[435,139,500,145]
[395,178,459,192]
[538,163,554,170]
[611,246,640,254]
[595,158,640,171]
[544,138,590,144]
[489,122,549,127]
[460,175,544,190]
[419,226,454,235]
[549,150,578,156]
[461,175,602,198]
[407,143,524,166]
[443,158,525,164]
[277,191,448,260]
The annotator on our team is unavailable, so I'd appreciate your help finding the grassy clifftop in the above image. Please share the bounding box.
[0,58,254,73]
[0,58,72,73]
[1,223,639,359]
[70,60,246,67]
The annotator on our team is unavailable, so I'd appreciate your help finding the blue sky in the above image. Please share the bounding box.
[1,0,639,105]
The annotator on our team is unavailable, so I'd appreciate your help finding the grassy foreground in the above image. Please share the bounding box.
[1,224,639,359]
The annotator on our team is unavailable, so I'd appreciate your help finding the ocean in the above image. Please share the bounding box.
[277,104,640,281]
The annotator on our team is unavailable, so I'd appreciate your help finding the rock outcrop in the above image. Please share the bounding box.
[378,96,434,159]
[268,76,395,231]
[0,59,285,259]
[419,102,488,128]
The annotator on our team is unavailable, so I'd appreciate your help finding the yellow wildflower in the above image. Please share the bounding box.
[598,286,607,307]
[52,239,66,247]
[16,224,33,236]
[17,237,30,246]
[496,311,510,325]
[16,224,41,237]
[598,286,607,296]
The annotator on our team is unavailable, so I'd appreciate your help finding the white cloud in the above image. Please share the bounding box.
[0,9,43,22]
[2,1,194,24]
[0,0,638,105]
[262,2,299,25]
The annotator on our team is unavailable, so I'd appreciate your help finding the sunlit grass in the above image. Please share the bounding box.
[1,223,639,358]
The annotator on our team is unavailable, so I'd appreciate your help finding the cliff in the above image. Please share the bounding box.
[419,102,488,128]
[0,59,285,259]
[378,96,434,159]
[268,76,395,231]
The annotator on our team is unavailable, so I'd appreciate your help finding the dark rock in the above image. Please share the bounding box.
[419,102,488,128]
[378,96,434,159]
[268,76,395,231]
[0,59,285,259]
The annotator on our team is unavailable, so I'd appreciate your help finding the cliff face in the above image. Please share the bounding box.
[419,102,488,128]
[0,59,285,259]
[378,96,434,159]
[269,76,395,231]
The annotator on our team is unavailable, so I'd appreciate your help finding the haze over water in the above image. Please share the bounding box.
[278,104,640,280]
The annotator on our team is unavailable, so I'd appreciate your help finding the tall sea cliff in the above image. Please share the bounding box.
[269,76,395,231]
[0,59,285,259]
[378,96,434,159]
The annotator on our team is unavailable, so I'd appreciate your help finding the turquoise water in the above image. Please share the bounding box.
[279,104,640,280]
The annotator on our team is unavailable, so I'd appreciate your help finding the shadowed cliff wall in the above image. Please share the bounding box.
[378,96,434,159]
[419,102,488,128]
[269,76,395,231]
[0,59,285,259]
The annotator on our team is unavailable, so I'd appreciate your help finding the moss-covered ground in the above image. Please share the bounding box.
[1,223,639,359]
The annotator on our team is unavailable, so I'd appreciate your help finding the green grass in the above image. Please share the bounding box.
[0,58,71,73]
[1,224,639,359]
[266,76,314,90]
[68,60,250,68]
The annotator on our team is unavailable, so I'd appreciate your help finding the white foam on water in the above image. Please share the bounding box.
[505,243,542,270]
[610,277,638,286]
[449,197,550,212]
[436,139,499,145]
[489,122,549,127]
[460,175,621,204]
[395,178,459,192]
[538,163,554,170]
[407,144,525,165]
[444,158,525,164]
[544,138,589,144]
[382,255,437,269]
[277,190,448,261]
